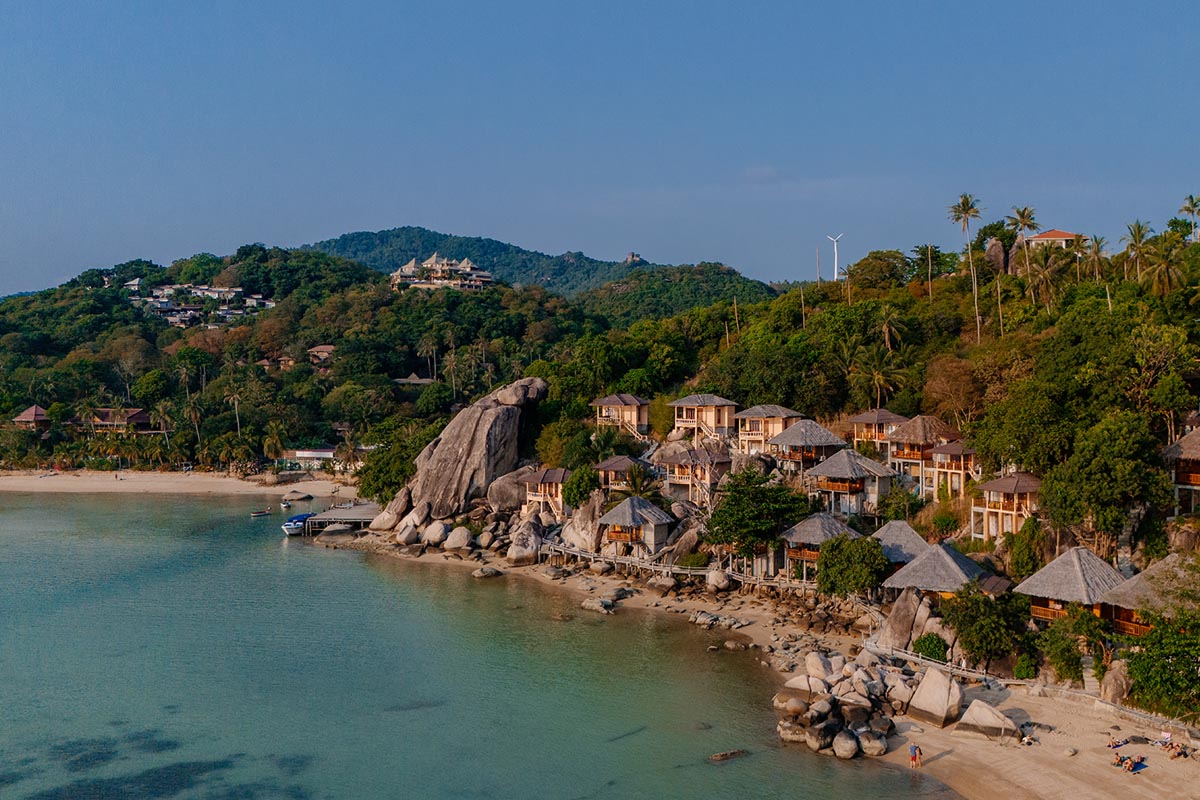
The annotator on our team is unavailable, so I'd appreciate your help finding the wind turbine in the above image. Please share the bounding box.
[826,234,844,280]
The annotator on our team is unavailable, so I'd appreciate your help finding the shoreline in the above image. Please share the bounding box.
[0,469,357,499]
[333,533,1199,800]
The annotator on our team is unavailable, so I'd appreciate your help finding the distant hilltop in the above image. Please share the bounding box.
[304,226,663,296]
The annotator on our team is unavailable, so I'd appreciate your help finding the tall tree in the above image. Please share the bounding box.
[1179,194,1200,243]
[223,390,242,436]
[1004,206,1040,277]
[1121,220,1152,281]
[949,194,983,341]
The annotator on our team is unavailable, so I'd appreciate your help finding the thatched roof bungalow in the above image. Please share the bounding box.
[590,393,650,436]
[1163,428,1200,514]
[668,394,737,438]
[781,512,858,580]
[767,419,845,471]
[872,520,930,565]
[882,542,985,597]
[598,496,674,556]
[520,467,572,520]
[12,404,50,430]
[846,408,909,456]
[805,448,895,517]
[733,404,805,454]
[1013,546,1124,623]
[1098,553,1197,636]
[593,454,651,490]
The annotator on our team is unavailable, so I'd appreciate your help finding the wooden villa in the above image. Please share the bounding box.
[970,472,1041,541]
[519,467,572,521]
[668,394,737,439]
[658,447,731,508]
[804,448,895,517]
[12,404,51,430]
[598,496,675,558]
[885,415,960,497]
[1098,553,1196,637]
[1013,546,1124,625]
[76,407,156,433]
[1163,428,1200,514]
[733,404,805,454]
[781,513,859,582]
[590,393,650,438]
[846,408,909,458]
[766,419,845,473]
[871,520,930,567]
[929,441,981,498]
[594,454,651,491]
[882,542,985,599]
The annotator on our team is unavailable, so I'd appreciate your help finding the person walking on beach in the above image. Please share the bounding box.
[909,743,919,769]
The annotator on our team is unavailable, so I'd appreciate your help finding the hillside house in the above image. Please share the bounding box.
[598,496,674,558]
[593,454,651,491]
[1014,546,1124,625]
[846,408,909,458]
[1026,229,1086,249]
[520,468,572,521]
[882,543,986,600]
[12,404,51,431]
[390,253,495,291]
[928,441,981,498]
[885,415,960,497]
[590,393,650,437]
[781,513,858,582]
[1163,428,1200,514]
[668,394,737,439]
[307,345,336,365]
[76,408,155,433]
[1099,553,1195,637]
[971,472,1041,541]
[804,449,895,517]
[658,447,731,507]
[733,404,805,454]
[767,419,845,473]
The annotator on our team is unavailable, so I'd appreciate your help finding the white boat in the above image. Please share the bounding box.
[281,513,315,536]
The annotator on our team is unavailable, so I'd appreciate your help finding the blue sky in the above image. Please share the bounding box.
[0,1,1194,293]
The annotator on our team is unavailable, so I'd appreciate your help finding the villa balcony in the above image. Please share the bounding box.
[1175,471,1200,487]
[815,478,864,493]
[891,448,925,461]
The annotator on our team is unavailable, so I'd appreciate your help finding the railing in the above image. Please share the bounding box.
[1112,618,1153,637]
[891,448,924,461]
[606,529,644,543]
[974,500,1035,513]
[542,542,817,590]
[815,478,864,493]
[1030,605,1068,622]
[1175,471,1200,487]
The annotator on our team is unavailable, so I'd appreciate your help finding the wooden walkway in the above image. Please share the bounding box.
[541,542,817,590]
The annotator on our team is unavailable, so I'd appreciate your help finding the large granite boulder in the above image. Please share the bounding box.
[858,730,888,757]
[408,378,548,520]
[369,510,399,532]
[421,522,450,546]
[393,523,420,545]
[907,668,964,728]
[399,500,431,531]
[984,236,1008,275]
[443,526,473,550]
[506,517,544,566]
[783,674,830,702]
[384,486,411,517]
[487,465,539,513]
[561,489,606,552]
[805,652,834,681]
[1100,659,1132,705]
[878,587,922,651]
[805,720,839,753]
[706,569,731,592]
[832,730,860,759]
[955,699,1019,742]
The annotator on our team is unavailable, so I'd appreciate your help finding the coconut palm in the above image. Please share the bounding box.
[1027,246,1061,312]
[262,419,287,460]
[949,194,983,341]
[606,463,666,510]
[1087,236,1108,282]
[1004,206,1040,277]
[1180,194,1200,243]
[224,390,242,436]
[878,304,908,352]
[150,400,173,444]
[1142,232,1185,298]
[416,333,438,379]
[76,396,100,436]
[185,395,203,444]
[1121,220,1152,281]
[852,344,905,408]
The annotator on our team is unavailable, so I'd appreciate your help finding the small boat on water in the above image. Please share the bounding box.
[282,512,316,536]
[250,509,272,518]
[280,500,292,510]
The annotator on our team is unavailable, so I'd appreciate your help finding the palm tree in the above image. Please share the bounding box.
[878,304,907,352]
[1180,194,1200,243]
[416,333,438,379]
[1121,220,1152,281]
[853,344,905,408]
[606,463,666,510]
[1027,246,1061,312]
[224,391,242,436]
[1143,232,1185,297]
[949,194,983,341]
[150,400,173,444]
[262,420,287,461]
[1087,236,1108,282]
[186,396,203,444]
[76,396,100,436]
[1004,206,1040,277]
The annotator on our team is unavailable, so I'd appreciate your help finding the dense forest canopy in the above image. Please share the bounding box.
[305,226,663,296]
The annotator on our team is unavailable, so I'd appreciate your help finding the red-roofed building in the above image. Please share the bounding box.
[1027,229,1087,249]
[12,404,51,430]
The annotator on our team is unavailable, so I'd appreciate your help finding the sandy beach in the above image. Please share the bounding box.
[338,535,1200,800]
[0,469,357,499]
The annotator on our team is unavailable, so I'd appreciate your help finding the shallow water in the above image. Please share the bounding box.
[0,493,956,799]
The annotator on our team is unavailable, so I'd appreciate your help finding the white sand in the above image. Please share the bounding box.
[0,469,357,499]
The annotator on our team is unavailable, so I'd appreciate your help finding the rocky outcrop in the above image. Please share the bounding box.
[421,522,450,546]
[1100,659,1132,705]
[369,509,399,532]
[561,489,606,552]
[486,465,539,513]
[954,699,1019,741]
[858,730,888,756]
[506,517,543,566]
[443,526,473,550]
[878,587,922,651]
[832,730,860,760]
[783,674,829,703]
[907,668,964,728]
[706,569,731,592]
[407,377,548,520]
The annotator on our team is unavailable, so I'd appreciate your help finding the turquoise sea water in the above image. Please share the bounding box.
[0,493,956,799]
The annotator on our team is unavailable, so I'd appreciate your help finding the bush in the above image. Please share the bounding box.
[912,633,949,662]
[1014,653,1038,680]
[932,510,959,537]
[816,534,889,597]
[676,552,710,569]
[562,465,601,508]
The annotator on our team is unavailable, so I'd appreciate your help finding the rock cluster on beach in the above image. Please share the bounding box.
[774,650,972,760]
